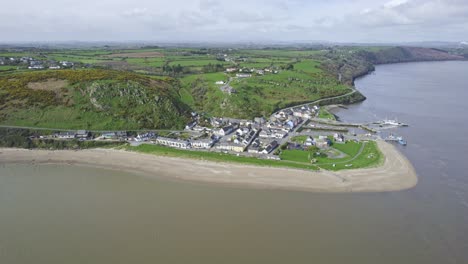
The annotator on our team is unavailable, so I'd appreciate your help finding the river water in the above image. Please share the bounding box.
[1,61,468,263]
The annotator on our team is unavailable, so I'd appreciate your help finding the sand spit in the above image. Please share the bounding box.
[0,141,417,192]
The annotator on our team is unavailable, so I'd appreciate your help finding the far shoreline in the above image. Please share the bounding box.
[0,140,418,193]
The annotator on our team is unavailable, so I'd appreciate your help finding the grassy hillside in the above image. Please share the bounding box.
[7,46,457,123]
[0,69,190,130]
[180,59,355,119]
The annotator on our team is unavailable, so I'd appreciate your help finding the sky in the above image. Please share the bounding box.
[1,0,467,43]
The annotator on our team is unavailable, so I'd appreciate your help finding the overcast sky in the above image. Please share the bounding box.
[1,0,467,43]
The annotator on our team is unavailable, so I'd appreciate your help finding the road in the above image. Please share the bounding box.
[272,88,358,116]
[0,125,184,133]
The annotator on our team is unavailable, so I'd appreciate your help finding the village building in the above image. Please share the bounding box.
[61,61,74,67]
[247,146,260,153]
[215,143,245,153]
[315,137,332,149]
[191,139,215,149]
[261,141,279,154]
[272,129,288,139]
[259,129,272,138]
[236,127,250,136]
[185,121,197,130]
[304,136,315,147]
[136,132,156,142]
[75,130,90,139]
[236,73,251,78]
[102,131,127,139]
[216,125,237,136]
[55,131,76,139]
[156,137,191,149]
[334,133,345,143]
[210,117,224,128]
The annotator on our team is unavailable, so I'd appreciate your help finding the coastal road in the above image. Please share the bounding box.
[272,88,358,116]
[0,125,185,133]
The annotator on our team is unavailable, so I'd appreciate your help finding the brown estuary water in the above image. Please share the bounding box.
[1,61,468,263]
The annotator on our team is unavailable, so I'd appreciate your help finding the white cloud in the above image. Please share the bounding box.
[383,0,409,9]
[0,0,467,42]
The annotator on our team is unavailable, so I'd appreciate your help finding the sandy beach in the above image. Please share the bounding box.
[0,140,417,192]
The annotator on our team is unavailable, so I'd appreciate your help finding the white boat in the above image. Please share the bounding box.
[383,119,400,126]
[378,118,408,127]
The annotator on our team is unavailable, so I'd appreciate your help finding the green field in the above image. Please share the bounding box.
[234,49,324,58]
[168,59,228,67]
[294,60,322,74]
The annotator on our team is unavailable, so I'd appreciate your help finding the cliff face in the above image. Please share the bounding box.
[356,46,464,65]
[323,46,465,86]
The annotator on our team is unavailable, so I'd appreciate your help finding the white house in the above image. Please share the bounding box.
[236,73,251,78]
[273,130,288,139]
[261,141,279,154]
[156,137,191,149]
[215,143,244,153]
[191,139,214,149]
[55,131,75,139]
[304,136,315,147]
[216,125,236,136]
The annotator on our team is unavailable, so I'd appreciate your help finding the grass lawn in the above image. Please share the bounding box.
[126,143,318,171]
[317,141,383,171]
[280,140,383,171]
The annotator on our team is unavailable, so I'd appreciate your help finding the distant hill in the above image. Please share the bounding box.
[0,69,190,130]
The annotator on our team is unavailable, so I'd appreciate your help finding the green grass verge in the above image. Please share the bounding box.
[125,143,318,170]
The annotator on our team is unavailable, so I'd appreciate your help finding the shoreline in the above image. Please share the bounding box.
[0,140,417,193]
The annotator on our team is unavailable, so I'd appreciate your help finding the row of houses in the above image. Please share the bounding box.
[274,105,319,121]
[225,67,279,75]
[155,137,216,150]
[259,129,288,139]
[54,130,91,139]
